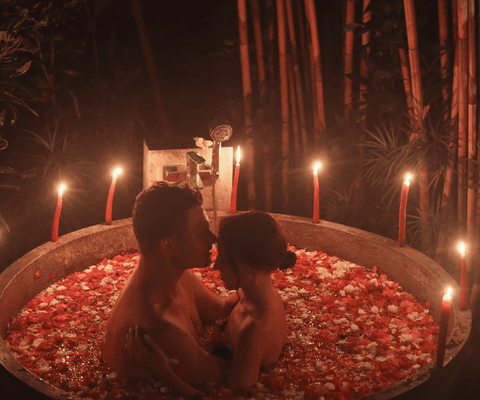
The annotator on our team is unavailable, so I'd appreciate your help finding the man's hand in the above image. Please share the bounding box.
[125,325,199,396]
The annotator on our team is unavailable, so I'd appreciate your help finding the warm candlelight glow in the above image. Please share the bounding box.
[58,184,66,196]
[444,287,453,301]
[112,168,122,178]
[236,146,241,164]
[313,162,321,174]
[458,242,466,257]
[404,173,412,186]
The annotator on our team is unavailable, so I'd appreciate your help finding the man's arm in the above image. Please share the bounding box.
[181,270,240,323]
[126,325,199,395]
[148,319,227,385]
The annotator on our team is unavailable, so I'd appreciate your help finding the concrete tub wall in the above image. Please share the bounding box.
[0,214,472,399]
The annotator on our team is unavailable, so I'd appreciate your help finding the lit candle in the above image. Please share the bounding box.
[458,242,467,310]
[230,147,241,214]
[313,162,321,223]
[436,287,453,367]
[51,183,66,242]
[398,173,412,247]
[105,168,122,225]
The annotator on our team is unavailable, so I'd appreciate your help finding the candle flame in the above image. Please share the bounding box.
[236,146,241,164]
[404,173,412,186]
[113,168,122,178]
[313,162,321,173]
[444,287,453,301]
[58,184,66,196]
[458,242,466,257]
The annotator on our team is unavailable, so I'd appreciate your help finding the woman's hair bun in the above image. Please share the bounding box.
[280,251,297,270]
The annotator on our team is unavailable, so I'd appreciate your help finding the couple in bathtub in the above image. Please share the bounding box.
[102,181,296,394]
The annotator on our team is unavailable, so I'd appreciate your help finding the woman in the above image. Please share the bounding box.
[126,211,296,391]
[214,210,296,389]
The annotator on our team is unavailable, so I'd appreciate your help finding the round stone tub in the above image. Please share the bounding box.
[0,214,471,399]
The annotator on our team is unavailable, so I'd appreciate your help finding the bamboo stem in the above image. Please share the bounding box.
[438,0,449,109]
[287,55,301,157]
[467,0,476,235]
[304,0,326,144]
[251,0,267,102]
[403,0,430,251]
[457,0,468,229]
[237,0,256,209]
[344,0,355,118]
[403,0,423,130]
[359,0,371,118]
[285,0,308,156]
[398,48,415,121]
[276,0,290,212]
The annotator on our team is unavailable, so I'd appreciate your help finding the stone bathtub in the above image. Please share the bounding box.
[0,214,472,399]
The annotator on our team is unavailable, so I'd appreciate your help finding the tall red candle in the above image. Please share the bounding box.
[51,184,66,242]
[313,162,321,223]
[458,242,468,310]
[398,173,412,247]
[230,147,241,214]
[436,287,452,367]
[105,168,122,225]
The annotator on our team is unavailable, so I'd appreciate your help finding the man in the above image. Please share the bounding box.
[102,181,237,392]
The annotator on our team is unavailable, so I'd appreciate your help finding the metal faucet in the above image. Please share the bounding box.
[186,151,205,189]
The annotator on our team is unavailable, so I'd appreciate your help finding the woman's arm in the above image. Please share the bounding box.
[227,322,264,389]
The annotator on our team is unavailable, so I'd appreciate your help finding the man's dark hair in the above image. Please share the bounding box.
[132,181,203,255]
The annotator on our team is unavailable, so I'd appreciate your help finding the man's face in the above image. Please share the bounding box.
[173,206,216,270]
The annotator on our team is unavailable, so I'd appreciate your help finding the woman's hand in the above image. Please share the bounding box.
[125,325,199,396]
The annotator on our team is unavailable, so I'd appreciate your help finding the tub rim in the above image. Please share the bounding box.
[0,215,472,400]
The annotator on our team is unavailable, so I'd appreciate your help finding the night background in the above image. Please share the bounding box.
[1,0,480,398]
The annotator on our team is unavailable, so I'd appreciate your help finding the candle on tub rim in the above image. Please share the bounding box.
[229,146,241,214]
[436,286,453,367]
[105,168,122,225]
[398,173,412,247]
[312,162,321,223]
[458,242,467,310]
[51,183,66,242]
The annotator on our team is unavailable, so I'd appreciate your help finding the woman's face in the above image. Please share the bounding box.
[214,243,239,290]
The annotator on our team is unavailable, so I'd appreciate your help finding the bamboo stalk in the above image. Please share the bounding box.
[304,0,326,144]
[457,0,468,229]
[437,1,459,257]
[251,0,267,102]
[403,0,423,125]
[264,0,275,212]
[295,0,310,101]
[398,48,415,121]
[237,0,256,209]
[467,0,476,235]
[285,0,308,156]
[359,0,372,118]
[130,0,169,134]
[287,55,301,157]
[438,0,449,109]
[276,0,290,212]
[403,0,430,251]
[477,0,480,225]
[344,0,355,118]
[266,0,276,84]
